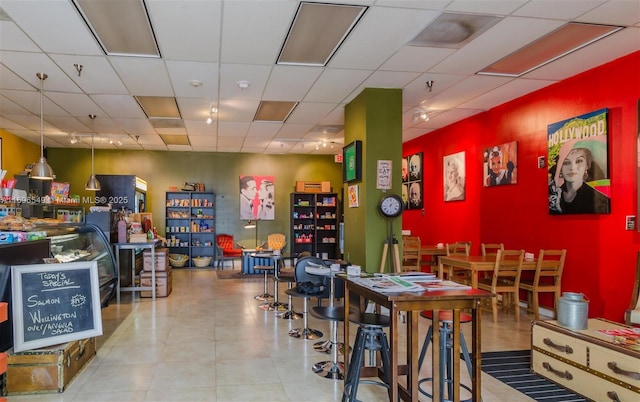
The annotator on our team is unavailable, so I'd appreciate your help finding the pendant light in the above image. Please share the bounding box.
[30,72,55,180]
[84,114,101,191]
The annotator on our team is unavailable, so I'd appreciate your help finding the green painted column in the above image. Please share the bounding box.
[342,88,403,272]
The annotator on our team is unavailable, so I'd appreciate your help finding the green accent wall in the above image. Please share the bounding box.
[47,148,342,250]
[343,88,403,272]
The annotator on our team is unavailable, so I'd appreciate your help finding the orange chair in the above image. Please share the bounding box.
[216,234,243,268]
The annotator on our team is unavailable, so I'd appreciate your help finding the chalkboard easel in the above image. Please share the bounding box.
[11,261,103,352]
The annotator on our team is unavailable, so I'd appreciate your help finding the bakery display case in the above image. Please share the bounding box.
[31,222,118,307]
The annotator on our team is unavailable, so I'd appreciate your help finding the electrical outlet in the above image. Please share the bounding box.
[626,215,636,231]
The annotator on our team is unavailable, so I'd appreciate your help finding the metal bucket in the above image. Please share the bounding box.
[557,292,589,330]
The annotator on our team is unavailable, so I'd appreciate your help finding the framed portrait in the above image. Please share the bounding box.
[403,152,423,210]
[443,151,465,202]
[483,141,518,187]
[342,140,362,183]
[548,108,610,215]
[239,175,275,220]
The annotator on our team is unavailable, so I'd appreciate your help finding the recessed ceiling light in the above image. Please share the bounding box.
[277,2,367,66]
[478,22,623,77]
[237,80,250,89]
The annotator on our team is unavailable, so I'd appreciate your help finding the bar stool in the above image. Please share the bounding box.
[253,264,274,303]
[417,310,473,402]
[286,256,325,339]
[342,310,391,402]
[274,260,301,319]
[262,255,288,312]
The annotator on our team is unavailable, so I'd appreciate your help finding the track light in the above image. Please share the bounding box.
[412,109,429,123]
[206,116,212,125]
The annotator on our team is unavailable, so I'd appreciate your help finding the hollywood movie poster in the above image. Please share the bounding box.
[547,108,610,215]
[239,175,275,220]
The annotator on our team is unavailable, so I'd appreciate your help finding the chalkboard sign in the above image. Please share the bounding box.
[11,261,103,352]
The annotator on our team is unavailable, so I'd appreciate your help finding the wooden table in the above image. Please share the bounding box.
[342,276,492,402]
[438,255,537,288]
[420,245,447,269]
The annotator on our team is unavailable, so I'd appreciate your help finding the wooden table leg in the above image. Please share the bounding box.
[472,302,482,401]
[389,303,399,401]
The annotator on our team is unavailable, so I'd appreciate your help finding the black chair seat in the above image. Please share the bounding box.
[311,305,345,321]
[348,312,390,328]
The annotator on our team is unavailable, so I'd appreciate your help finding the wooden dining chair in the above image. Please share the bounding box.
[401,236,421,272]
[477,249,524,323]
[481,243,504,280]
[445,241,472,283]
[481,243,504,258]
[519,249,567,320]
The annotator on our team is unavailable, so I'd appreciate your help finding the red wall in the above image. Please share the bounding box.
[403,51,640,322]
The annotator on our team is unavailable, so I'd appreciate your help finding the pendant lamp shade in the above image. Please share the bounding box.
[30,72,55,180]
[85,114,101,191]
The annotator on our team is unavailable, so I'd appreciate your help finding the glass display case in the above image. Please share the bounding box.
[32,222,118,307]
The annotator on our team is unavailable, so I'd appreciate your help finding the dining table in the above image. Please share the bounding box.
[342,274,492,402]
[438,255,537,288]
[420,245,448,269]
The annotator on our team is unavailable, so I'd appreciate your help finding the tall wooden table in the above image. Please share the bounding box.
[438,255,537,288]
[342,276,492,402]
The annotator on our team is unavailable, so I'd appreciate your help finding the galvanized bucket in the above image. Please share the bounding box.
[557,292,589,330]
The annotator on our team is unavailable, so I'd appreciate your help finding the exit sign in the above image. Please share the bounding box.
[334,153,343,163]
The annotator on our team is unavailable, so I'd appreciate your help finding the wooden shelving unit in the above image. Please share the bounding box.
[290,192,339,259]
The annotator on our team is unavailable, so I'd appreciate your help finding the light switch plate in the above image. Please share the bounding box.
[626,215,636,231]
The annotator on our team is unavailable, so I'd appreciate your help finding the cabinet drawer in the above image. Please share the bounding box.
[532,324,588,365]
[589,343,640,389]
[533,350,638,401]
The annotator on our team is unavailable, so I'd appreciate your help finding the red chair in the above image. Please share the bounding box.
[216,234,243,268]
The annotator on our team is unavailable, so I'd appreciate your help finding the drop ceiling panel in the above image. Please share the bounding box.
[147,0,222,62]
[0,94,29,115]
[263,65,323,101]
[91,95,146,119]
[49,54,129,95]
[380,46,455,72]
[402,72,467,108]
[2,89,68,117]
[446,0,526,15]
[184,120,217,137]
[576,0,640,26]
[425,108,484,129]
[246,122,282,138]
[220,1,297,64]
[375,0,448,9]
[0,20,40,52]
[460,78,556,110]
[113,118,156,136]
[217,135,244,147]
[286,102,337,125]
[217,121,250,137]
[0,65,31,92]
[219,64,272,100]
[424,75,512,110]
[0,0,102,55]
[218,99,260,122]
[0,116,26,130]
[136,134,165,147]
[359,70,420,90]
[177,98,215,121]
[109,57,173,96]
[43,115,87,134]
[275,123,314,139]
[166,61,219,98]
[430,17,565,75]
[46,92,102,119]
[330,7,439,70]
[0,51,82,93]
[304,69,371,103]
[189,135,217,148]
[512,0,605,20]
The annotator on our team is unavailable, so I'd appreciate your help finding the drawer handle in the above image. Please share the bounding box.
[607,361,640,381]
[542,362,573,380]
[543,337,573,354]
[607,391,621,402]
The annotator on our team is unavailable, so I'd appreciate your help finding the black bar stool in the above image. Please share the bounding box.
[253,264,274,303]
[417,310,474,402]
[342,310,391,402]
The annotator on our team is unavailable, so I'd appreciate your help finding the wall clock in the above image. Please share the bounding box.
[378,194,404,218]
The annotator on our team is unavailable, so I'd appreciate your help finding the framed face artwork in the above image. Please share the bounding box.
[402,152,422,210]
[547,108,610,215]
[443,152,465,202]
[483,141,517,187]
[239,175,275,220]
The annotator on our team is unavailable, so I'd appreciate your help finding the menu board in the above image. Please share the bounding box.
[11,261,103,352]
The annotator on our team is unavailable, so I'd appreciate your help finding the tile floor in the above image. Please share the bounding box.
[9,269,538,401]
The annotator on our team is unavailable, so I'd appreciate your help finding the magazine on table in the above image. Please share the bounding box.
[596,328,640,351]
[356,275,424,293]
[412,280,472,291]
